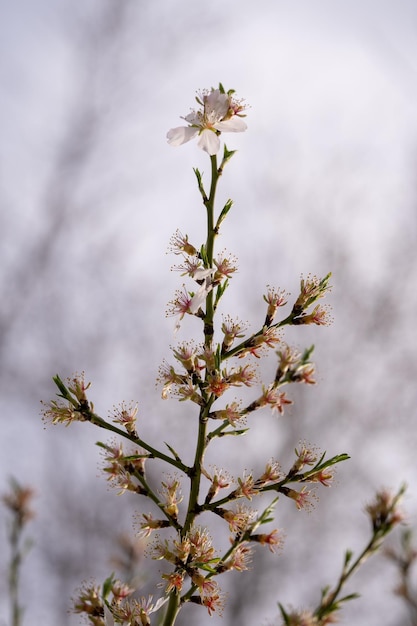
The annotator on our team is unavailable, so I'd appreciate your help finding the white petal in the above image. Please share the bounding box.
[151,596,169,613]
[192,267,215,281]
[189,281,213,314]
[205,90,229,118]
[214,117,247,133]
[104,606,115,626]
[189,291,206,314]
[197,129,220,155]
[167,126,198,146]
[184,111,201,125]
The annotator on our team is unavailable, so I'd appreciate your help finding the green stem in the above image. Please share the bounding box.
[162,590,181,626]
[131,470,182,533]
[185,154,221,529]
[203,154,219,346]
[84,409,189,473]
[167,153,221,626]
[164,150,226,625]
[183,398,214,535]
[10,525,21,626]
[206,154,218,261]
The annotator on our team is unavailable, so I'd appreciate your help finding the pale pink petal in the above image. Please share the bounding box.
[167,126,198,146]
[214,117,247,133]
[197,129,220,155]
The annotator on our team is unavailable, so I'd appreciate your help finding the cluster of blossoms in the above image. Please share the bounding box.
[291,274,333,326]
[157,344,259,405]
[166,233,240,333]
[100,440,147,496]
[73,579,167,626]
[150,527,226,615]
[157,336,319,425]
[161,227,328,422]
[41,372,92,426]
[73,581,106,626]
[147,515,282,614]
[122,442,346,619]
[159,347,303,414]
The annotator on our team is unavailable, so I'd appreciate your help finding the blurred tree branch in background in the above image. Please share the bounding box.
[0,2,417,626]
[2,479,36,626]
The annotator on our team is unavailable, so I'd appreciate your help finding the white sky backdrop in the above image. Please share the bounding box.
[1,1,417,625]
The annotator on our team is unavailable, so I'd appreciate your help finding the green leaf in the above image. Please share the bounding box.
[344,549,353,566]
[193,167,202,184]
[165,442,182,462]
[278,603,290,625]
[53,374,69,398]
[220,428,249,437]
[215,199,233,232]
[214,280,229,308]
[219,145,237,172]
[200,245,208,266]
[300,345,315,363]
[338,592,361,603]
[102,573,115,598]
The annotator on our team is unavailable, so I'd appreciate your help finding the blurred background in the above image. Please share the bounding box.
[1,0,417,624]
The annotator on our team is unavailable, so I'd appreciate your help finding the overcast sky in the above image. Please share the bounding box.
[1,2,417,625]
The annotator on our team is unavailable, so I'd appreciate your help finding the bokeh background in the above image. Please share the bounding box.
[1,1,417,625]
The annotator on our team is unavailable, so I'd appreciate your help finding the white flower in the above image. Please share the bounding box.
[167,87,247,155]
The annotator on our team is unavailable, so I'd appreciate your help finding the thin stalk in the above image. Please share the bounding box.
[162,154,221,626]
[183,396,215,535]
[184,153,220,533]
[9,521,22,626]
[84,408,189,473]
[162,591,181,626]
[203,154,218,345]
[221,314,296,361]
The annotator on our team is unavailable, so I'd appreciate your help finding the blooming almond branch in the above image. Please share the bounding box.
[39,83,400,626]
